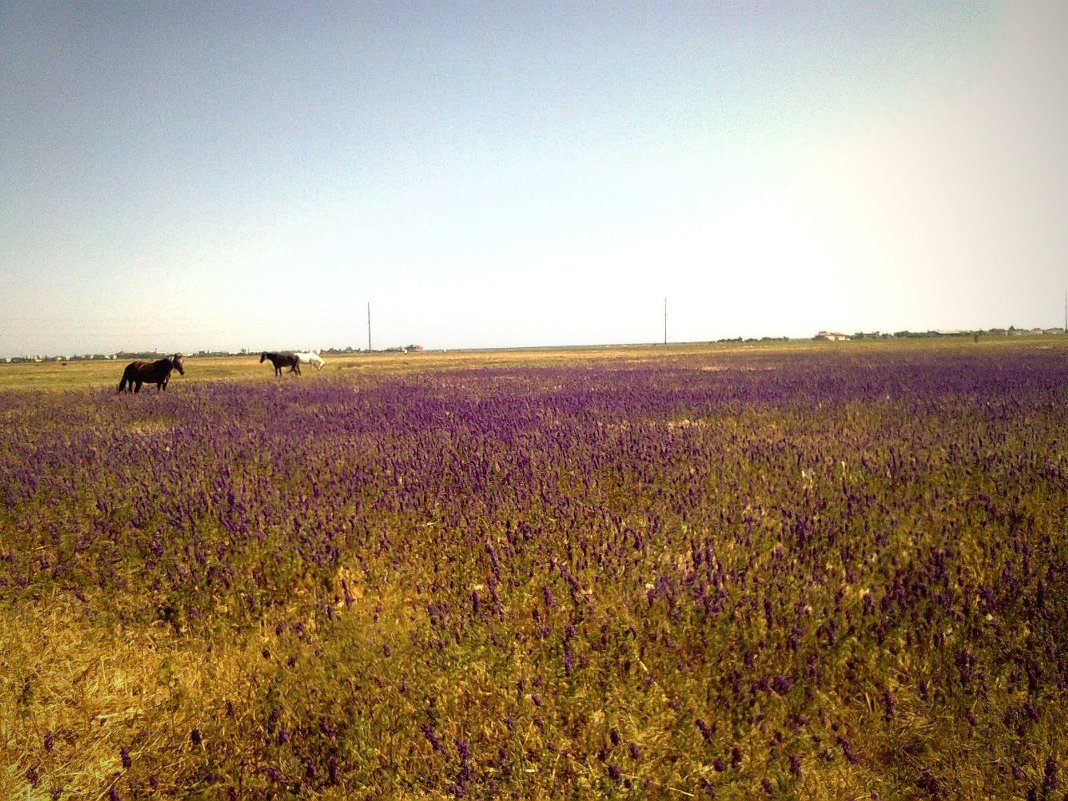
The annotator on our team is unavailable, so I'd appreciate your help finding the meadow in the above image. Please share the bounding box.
[1,340,1065,799]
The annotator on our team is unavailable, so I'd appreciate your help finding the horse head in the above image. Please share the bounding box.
[260,352,267,363]
[171,354,185,375]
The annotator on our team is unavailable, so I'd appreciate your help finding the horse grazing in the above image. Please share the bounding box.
[261,351,301,377]
[118,354,185,393]
[295,351,325,371]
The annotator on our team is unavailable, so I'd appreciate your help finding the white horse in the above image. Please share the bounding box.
[295,351,325,371]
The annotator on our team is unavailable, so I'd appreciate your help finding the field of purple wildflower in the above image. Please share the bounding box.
[1,342,1066,799]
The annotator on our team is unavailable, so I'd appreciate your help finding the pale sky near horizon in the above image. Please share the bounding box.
[2,1,1066,357]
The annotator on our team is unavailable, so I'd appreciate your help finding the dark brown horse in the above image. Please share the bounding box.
[260,351,301,377]
[118,354,185,393]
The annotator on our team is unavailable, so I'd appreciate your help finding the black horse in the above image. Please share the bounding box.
[260,351,301,377]
[118,354,185,393]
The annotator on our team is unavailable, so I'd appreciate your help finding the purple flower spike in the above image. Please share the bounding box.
[695,718,713,742]
[837,736,860,765]
[789,753,802,779]
[731,746,743,770]
[44,730,54,752]
[420,724,448,756]
[883,690,897,720]
[770,675,794,694]
[1043,757,1058,794]
[191,728,202,746]
[608,763,622,785]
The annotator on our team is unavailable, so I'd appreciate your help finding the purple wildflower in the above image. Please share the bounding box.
[120,746,132,769]
[44,730,54,752]
[837,736,860,765]
[770,675,795,694]
[420,724,448,756]
[789,753,802,779]
[731,746,743,770]
[191,728,202,746]
[696,718,713,742]
[883,689,897,720]
[608,763,622,785]
[1043,757,1058,794]
[543,585,557,609]
[916,767,940,797]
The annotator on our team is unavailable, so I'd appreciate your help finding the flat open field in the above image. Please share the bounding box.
[1,339,1066,799]
[1,335,1059,391]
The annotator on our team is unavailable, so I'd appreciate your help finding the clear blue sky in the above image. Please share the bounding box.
[2,1,1066,356]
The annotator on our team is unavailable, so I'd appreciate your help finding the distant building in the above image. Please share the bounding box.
[815,331,849,342]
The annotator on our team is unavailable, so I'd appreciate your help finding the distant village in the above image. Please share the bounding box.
[2,327,1065,363]
[814,326,1065,342]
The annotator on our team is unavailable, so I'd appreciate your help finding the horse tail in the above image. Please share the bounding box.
[118,369,128,393]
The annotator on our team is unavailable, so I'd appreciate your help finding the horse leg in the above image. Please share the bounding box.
[134,380,142,393]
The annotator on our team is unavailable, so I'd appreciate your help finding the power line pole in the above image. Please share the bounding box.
[367,303,372,352]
